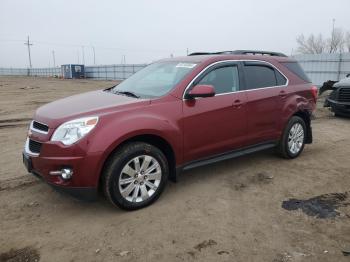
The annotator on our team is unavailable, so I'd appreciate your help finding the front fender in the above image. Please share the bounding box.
[86,111,182,185]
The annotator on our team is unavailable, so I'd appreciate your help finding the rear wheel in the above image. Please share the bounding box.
[103,142,169,210]
[277,116,306,159]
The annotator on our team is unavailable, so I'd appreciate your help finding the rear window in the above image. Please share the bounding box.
[282,62,311,82]
[244,65,276,89]
[243,62,287,89]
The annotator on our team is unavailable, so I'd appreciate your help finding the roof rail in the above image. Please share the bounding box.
[188,50,287,57]
[187,52,213,56]
[231,50,288,57]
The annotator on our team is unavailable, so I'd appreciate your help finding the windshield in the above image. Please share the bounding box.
[111,61,197,98]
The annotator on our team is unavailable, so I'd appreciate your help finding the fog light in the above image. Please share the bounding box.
[49,168,73,180]
[61,168,73,180]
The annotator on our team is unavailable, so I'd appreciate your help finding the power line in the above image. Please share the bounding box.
[3,37,185,55]
[24,35,33,68]
[7,38,184,53]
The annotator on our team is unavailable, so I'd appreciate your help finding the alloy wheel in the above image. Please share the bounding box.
[288,123,304,154]
[118,155,162,203]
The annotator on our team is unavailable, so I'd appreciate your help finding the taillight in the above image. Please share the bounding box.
[311,85,318,103]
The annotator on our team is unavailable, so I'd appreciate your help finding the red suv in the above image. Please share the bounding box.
[23,50,318,210]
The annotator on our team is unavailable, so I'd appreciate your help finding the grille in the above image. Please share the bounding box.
[338,88,350,102]
[29,139,42,154]
[32,121,49,133]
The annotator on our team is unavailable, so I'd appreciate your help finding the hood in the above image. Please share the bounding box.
[34,90,149,127]
[334,77,350,88]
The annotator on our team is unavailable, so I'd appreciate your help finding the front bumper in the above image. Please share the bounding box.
[22,137,102,201]
[23,151,97,201]
[325,98,350,116]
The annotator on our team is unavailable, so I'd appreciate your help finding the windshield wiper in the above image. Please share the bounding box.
[113,90,140,98]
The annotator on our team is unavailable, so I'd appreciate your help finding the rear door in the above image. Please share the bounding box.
[242,61,287,145]
[183,62,248,163]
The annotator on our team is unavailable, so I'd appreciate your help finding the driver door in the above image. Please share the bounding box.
[182,62,247,163]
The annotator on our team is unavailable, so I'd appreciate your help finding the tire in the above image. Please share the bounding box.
[277,116,306,159]
[103,142,169,210]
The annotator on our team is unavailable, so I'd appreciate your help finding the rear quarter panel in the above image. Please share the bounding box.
[278,83,315,134]
[273,60,315,133]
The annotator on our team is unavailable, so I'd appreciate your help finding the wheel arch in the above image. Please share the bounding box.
[98,134,177,191]
[292,110,312,144]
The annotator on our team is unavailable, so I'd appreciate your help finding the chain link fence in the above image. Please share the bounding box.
[2,54,350,85]
[0,64,147,80]
[293,53,350,86]
[0,67,61,77]
[84,64,147,80]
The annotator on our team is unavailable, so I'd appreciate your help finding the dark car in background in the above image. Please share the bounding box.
[324,76,350,117]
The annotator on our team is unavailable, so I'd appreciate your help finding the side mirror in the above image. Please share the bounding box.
[186,84,215,99]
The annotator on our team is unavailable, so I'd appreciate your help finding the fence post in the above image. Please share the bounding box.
[338,53,342,81]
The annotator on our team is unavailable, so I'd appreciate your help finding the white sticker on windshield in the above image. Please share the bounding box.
[176,63,197,68]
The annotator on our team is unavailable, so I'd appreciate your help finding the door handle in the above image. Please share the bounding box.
[232,99,243,108]
[279,90,287,98]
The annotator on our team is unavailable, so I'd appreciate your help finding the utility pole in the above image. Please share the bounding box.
[77,50,80,64]
[186,48,189,55]
[330,18,336,53]
[24,35,33,68]
[82,46,85,64]
[92,46,96,65]
[52,50,56,67]
[121,55,126,64]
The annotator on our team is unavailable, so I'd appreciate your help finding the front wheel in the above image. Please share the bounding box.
[103,142,169,210]
[277,116,306,159]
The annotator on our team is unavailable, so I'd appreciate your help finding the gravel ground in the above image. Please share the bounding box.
[0,76,349,262]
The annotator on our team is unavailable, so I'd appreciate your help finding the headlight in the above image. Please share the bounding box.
[51,116,99,145]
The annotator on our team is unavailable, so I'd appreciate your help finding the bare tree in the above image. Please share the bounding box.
[296,28,349,54]
[296,34,327,54]
[345,32,350,52]
[328,28,345,53]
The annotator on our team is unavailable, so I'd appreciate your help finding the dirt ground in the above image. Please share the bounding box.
[0,76,349,262]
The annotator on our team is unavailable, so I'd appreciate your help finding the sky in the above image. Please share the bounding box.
[1,0,350,68]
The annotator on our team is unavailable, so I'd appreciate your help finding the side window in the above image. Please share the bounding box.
[197,66,240,94]
[244,65,277,89]
[275,70,287,86]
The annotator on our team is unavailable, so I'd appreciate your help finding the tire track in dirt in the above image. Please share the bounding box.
[0,175,40,192]
[0,118,31,129]
[0,246,40,262]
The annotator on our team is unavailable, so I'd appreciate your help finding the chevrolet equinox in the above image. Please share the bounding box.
[23,50,318,210]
